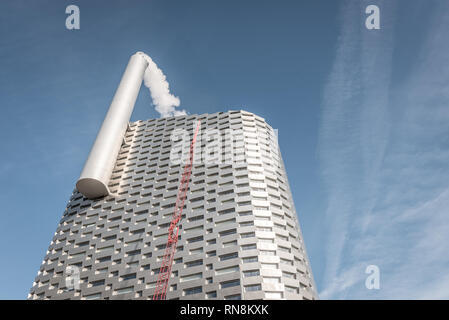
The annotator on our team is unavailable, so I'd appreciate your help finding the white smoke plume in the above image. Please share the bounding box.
[141,53,187,118]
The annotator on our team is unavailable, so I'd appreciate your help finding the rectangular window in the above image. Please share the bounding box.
[241,244,257,250]
[185,259,203,268]
[114,286,134,295]
[180,273,202,282]
[190,247,203,254]
[256,226,272,232]
[95,267,108,274]
[221,279,240,289]
[206,250,216,257]
[187,236,203,243]
[69,252,86,259]
[264,277,280,284]
[245,284,261,292]
[216,265,239,275]
[84,293,102,300]
[266,292,282,299]
[185,225,204,232]
[282,272,295,279]
[121,273,137,281]
[280,258,294,266]
[278,246,291,253]
[258,238,274,243]
[188,215,204,222]
[243,270,260,277]
[96,245,114,253]
[285,286,299,294]
[126,249,141,257]
[223,240,237,247]
[242,256,258,263]
[219,252,238,261]
[224,294,241,300]
[241,232,255,238]
[184,286,202,296]
[130,228,145,235]
[97,256,111,263]
[219,229,236,237]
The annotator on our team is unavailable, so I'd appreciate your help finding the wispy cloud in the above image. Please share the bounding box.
[318,0,449,299]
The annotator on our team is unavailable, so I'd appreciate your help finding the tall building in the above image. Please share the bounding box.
[28,110,317,300]
[28,53,317,300]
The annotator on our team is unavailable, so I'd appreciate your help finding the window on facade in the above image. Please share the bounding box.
[180,273,202,282]
[216,265,239,275]
[219,229,236,237]
[241,244,257,250]
[187,236,203,243]
[121,273,137,281]
[245,284,261,292]
[243,270,260,277]
[242,256,258,263]
[184,286,202,296]
[219,252,238,261]
[185,259,203,268]
[220,279,240,289]
[241,232,255,238]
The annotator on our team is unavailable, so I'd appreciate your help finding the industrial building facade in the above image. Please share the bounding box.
[28,110,317,300]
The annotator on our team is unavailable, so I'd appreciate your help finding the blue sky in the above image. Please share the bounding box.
[0,0,448,299]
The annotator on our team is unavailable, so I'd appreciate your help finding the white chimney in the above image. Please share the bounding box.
[76,52,149,199]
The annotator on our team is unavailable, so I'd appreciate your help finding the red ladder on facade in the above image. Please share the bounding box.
[153,120,201,300]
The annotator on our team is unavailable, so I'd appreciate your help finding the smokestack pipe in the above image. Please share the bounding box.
[76,52,149,199]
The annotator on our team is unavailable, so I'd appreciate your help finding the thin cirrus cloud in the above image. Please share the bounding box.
[318,0,449,299]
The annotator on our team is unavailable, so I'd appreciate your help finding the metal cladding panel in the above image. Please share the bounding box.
[76,52,149,199]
